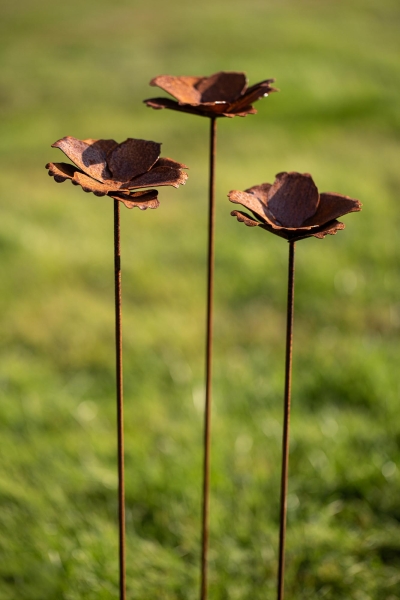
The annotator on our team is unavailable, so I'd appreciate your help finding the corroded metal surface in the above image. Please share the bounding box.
[46,136,188,209]
[114,200,126,600]
[144,71,278,118]
[229,171,362,240]
[107,138,160,181]
[200,117,217,600]
[277,240,295,600]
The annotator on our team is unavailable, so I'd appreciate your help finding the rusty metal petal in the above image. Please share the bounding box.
[198,101,232,114]
[230,210,261,227]
[107,138,161,182]
[73,171,118,196]
[150,75,204,104]
[46,162,80,183]
[267,220,345,242]
[191,101,256,116]
[311,219,345,239]
[258,222,294,240]
[144,97,204,115]
[109,189,160,210]
[197,71,247,103]
[246,78,276,92]
[261,222,325,241]
[245,183,272,202]
[228,189,276,225]
[83,138,119,156]
[144,96,258,118]
[305,192,362,226]
[154,156,189,169]
[267,172,319,227]
[52,136,110,182]
[221,106,258,117]
[231,209,317,240]
[226,80,277,113]
[230,202,348,241]
[125,165,188,189]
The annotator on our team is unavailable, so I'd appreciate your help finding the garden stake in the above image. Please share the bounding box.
[201,115,217,600]
[46,136,188,600]
[145,72,277,600]
[277,240,295,600]
[229,171,361,598]
[114,200,126,600]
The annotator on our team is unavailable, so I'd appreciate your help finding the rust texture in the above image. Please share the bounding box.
[114,200,126,600]
[144,70,278,118]
[277,240,295,600]
[229,171,362,240]
[200,117,217,600]
[46,136,188,209]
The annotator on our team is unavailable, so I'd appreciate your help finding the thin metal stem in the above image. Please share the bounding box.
[277,240,296,600]
[200,116,217,600]
[114,200,126,600]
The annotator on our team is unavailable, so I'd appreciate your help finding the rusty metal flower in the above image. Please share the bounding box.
[144,71,278,118]
[46,136,188,209]
[229,171,362,241]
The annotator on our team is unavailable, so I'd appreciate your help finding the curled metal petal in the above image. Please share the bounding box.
[305,192,362,226]
[267,172,319,228]
[310,220,345,239]
[125,165,188,189]
[276,220,346,242]
[107,138,161,181]
[230,209,261,227]
[150,75,205,104]
[154,156,189,169]
[83,138,119,156]
[226,82,278,113]
[46,162,80,182]
[228,189,276,225]
[196,71,247,103]
[109,190,160,210]
[52,136,110,182]
[144,97,205,114]
[73,171,116,196]
[144,97,257,118]
[245,183,272,202]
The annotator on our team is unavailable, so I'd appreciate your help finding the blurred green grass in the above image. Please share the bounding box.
[1,0,400,598]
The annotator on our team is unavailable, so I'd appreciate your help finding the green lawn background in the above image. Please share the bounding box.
[1,0,400,598]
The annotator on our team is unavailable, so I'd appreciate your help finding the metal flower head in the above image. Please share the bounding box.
[144,71,278,118]
[46,136,188,209]
[229,172,362,241]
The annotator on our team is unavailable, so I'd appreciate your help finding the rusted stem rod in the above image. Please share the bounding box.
[277,240,296,600]
[114,200,126,600]
[200,116,217,600]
